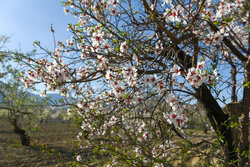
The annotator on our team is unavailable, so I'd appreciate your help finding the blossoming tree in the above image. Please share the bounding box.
[13,0,249,166]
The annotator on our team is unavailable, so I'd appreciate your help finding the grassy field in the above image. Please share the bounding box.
[0,119,81,167]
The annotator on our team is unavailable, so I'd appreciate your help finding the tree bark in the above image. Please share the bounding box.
[196,84,238,166]
[231,65,237,103]
[239,64,250,166]
[13,120,30,146]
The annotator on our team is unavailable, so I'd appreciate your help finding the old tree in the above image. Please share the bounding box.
[10,0,249,166]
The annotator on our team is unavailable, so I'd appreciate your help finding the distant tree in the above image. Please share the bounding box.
[0,37,49,146]
[0,69,49,146]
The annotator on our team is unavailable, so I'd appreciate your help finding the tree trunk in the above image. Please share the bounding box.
[231,65,237,103]
[239,3,250,165]
[196,84,238,166]
[172,46,238,166]
[13,122,30,146]
[174,47,238,165]
[239,64,250,166]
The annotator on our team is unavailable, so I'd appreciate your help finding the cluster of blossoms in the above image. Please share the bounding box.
[121,65,137,86]
[21,58,71,91]
[120,41,127,54]
[90,25,106,49]
[97,55,108,69]
[104,64,139,102]
[164,5,185,23]
[137,121,152,141]
[216,0,243,18]
[105,70,126,99]
[186,61,208,88]
[164,94,186,130]
[103,116,117,128]
[143,75,166,93]
[169,61,215,89]
[154,43,163,55]
[171,65,185,78]
[66,37,74,47]
[204,32,223,45]
[201,0,247,46]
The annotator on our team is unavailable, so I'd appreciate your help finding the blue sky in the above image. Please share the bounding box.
[0,0,74,52]
[0,0,76,94]
[0,0,239,104]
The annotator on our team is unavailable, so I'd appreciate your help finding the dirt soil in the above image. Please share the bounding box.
[0,119,221,167]
[0,119,81,167]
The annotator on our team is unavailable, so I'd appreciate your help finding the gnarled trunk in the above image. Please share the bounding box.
[196,84,238,166]
[239,64,250,166]
[13,120,30,146]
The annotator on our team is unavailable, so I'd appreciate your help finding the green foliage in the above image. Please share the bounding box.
[243,81,250,88]
[225,17,234,23]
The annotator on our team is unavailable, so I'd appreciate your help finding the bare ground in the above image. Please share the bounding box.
[0,119,81,167]
[0,119,222,167]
